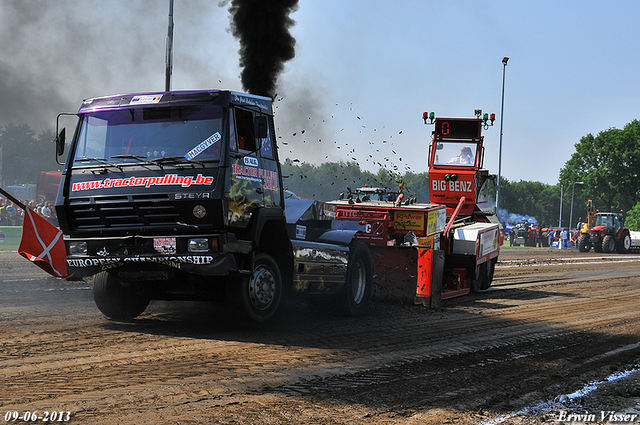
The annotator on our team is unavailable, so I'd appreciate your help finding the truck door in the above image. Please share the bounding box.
[256,114,281,209]
[226,108,280,227]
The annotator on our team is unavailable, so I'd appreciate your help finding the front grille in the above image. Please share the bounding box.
[68,194,181,231]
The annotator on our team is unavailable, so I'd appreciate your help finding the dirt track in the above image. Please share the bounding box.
[2,248,640,424]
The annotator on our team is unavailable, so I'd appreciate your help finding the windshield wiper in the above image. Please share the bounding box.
[110,154,161,168]
[74,157,122,171]
[112,154,216,169]
[111,154,150,162]
[151,156,220,167]
[149,156,188,164]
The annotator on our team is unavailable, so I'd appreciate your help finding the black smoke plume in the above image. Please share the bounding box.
[228,0,299,97]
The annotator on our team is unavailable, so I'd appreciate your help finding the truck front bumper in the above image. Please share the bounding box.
[63,234,250,279]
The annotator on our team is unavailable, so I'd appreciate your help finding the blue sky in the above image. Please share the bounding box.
[1,0,639,185]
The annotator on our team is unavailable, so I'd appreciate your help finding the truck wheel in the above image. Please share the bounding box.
[617,230,631,254]
[340,239,373,317]
[471,263,486,293]
[93,271,149,319]
[602,235,616,253]
[480,258,497,290]
[235,253,282,322]
[577,234,590,252]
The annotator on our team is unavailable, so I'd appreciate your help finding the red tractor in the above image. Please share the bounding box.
[577,208,631,254]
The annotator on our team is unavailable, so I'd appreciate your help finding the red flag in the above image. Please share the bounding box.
[18,208,69,278]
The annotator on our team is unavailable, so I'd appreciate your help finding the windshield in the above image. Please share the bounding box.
[73,104,224,165]
[432,141,477,167]
[595,215,616,227]
[358,190,399,202]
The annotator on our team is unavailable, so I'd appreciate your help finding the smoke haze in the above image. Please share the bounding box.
[0,1,234,133]
[227,0,299,97]
[498,209,538,225]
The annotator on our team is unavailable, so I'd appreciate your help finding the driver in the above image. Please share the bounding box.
[448,146,473,164]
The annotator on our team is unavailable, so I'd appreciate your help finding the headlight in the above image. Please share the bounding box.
[69,241,88,255]
[188,238,210,253]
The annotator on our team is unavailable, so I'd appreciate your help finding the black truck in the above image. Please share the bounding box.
[54,90,372,321]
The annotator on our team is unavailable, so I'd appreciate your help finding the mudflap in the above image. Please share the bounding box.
[370,245,418,304]
[415,248,445,308]
[370,245,445,308]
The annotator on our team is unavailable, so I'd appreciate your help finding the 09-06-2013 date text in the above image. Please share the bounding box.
[4,411,71,422]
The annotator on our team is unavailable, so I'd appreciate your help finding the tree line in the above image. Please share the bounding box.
[560,120,640,230]
[282,159,576,228]
[281,159,429,203]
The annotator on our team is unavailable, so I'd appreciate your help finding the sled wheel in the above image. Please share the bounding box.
[471,262,486,293]
[480,258,497,290]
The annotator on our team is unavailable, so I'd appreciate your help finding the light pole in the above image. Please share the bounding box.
[569,181,584,243]
[165,0,174,91]
[495,57,509,214]
[558,184,563,228]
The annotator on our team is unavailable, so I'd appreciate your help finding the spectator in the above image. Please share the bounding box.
[536,224,543,247]
[0,200,7,225]
[42,202,52,218]
[6,202,17,226]
[560,228,568,249]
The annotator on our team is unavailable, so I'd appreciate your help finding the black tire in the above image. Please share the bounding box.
[602,235,616,253]
[232,253,282,322]
[480,258,497,290]
[340,239,373,317]
[594,239,603,252]
[577,234,591,252]
[93,271,149,319]
[617,230,631,254]
[471,262,486,293]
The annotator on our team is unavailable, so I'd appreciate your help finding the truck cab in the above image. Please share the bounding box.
[56,91,284,277]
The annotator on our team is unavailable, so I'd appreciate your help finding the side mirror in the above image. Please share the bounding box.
[254,116,268,139]
[56,128,66,157]
[55,112,78,164]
